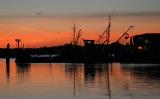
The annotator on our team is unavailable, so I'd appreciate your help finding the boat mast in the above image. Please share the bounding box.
[72,24,76,46]
[96,15,111,45]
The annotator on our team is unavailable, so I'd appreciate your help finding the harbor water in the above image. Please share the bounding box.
[0,59,160,99]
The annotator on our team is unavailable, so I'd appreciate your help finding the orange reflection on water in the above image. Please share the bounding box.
[0,59,160,99]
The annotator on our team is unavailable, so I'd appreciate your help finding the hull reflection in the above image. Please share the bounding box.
[0,59,159,99]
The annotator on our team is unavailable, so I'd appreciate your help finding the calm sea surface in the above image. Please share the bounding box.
[0,59,160,99]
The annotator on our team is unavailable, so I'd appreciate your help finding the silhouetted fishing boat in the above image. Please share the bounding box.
[14,33,160,63]
[9,16,160,63]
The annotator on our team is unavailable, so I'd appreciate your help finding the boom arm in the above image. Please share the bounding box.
[116,26,134,43]
[75,29,82,45]
[96,16,111,45]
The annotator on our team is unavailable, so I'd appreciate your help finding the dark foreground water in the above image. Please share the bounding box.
[0,59,160,99]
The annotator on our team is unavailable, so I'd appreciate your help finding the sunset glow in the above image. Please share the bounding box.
[0,0,160,48]
[0,15,159,48]
[1,1,160,99]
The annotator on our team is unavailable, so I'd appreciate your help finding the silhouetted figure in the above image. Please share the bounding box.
[6,43,10,82]
[6,43,10,57]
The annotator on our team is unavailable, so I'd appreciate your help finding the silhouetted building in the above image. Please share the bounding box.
[133,33,160,50]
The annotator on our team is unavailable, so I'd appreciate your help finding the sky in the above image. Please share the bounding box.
[0,0,160,48]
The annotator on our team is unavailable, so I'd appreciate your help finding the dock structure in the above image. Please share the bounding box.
[13,33,160,63]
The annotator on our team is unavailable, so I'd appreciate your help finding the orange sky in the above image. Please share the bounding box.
[0,15,160,48]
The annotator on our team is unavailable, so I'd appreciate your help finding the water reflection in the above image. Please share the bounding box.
[64,63,112,98]
[65,63,82,96]
[84,64,96,82]
[121,64,160,80]
[16,63,31,84]
[5,58,10,82]
[0,59,160,99]
[84,63,111,98]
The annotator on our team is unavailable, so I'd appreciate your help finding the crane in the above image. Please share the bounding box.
[75,29,82,45]
[72,24,82,46]
[116,26,134,45]
[96,15,111,45]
